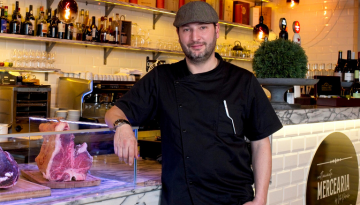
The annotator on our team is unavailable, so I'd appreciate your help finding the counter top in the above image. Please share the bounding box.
[276,106,360,125]
[2,155,162,205]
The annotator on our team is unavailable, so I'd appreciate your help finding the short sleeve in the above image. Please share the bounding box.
[244,75,283,141]
[114,68,158,126]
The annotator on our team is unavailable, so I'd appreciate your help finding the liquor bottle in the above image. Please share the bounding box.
[4,6,8,32]
[279,18,288,40]
[0,1,3,9]
[75,22,82,40]
[90,16,98,42]
[64,22,73,40]
[58,15,65,39]
[343,50,354,82]
[23,12,34,35]
[355,52,360,83]
[84,10,89,28]
[85,19,92,41]
[99,16,107,43]
[49,9,59,38]
[28,5,35,35]
[334,51,343,82]
[37,11,47,37]
[107,17,114,43]
[113,13,120,44]
[0,8,6,33]
[79,9,84,24]
[46,8,51,36]
[10,1,21,34]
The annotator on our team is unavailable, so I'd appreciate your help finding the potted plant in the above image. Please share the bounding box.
[252,38,318,109]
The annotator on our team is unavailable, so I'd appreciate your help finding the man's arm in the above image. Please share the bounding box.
[244,136,272,205]
[105,106,138,166]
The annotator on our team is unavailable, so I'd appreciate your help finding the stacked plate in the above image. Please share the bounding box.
[56,110,68,119]
[67,110,80,121]
[67,110,80,130]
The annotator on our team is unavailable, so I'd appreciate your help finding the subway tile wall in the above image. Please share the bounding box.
[2,0,358,106]
[0,0,254,107]
[268,0,358,65]
[269,119,360,205]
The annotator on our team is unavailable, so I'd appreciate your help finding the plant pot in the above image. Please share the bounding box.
[257,78,319,110]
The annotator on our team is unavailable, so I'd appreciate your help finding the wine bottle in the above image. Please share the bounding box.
[343,50,354,82]
[58,15,65,39]
[23,12,33,35]
[356,52,360,83]
[0,8,6,33]
[10,1,21,34]
[90,16,98,42]
[107,17,114,43]
[65,22,73,40]
[353,82,360,98]
[46,8,51,36]
[28,5,35,35]
[36,6,44,35]
[4,6,8,32]
[113,13,120,44]
[99,16,107,43]
[36,11,47,37]
[49,9,59,38]
[334,51,343,82]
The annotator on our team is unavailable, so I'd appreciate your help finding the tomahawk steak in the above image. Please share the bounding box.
[35,122,93,182]
[0,147,19,188]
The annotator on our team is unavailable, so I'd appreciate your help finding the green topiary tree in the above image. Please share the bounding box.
[253,38,308,78]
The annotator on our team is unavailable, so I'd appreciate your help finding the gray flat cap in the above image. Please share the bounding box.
[173,1,219,27]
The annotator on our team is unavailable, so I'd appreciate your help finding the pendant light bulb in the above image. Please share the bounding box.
[253,1,269,42]
[286,0,299,8]
[58,0,78,24]
[253,1,269,43]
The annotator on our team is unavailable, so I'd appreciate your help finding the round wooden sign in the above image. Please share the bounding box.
[306,132,359,204]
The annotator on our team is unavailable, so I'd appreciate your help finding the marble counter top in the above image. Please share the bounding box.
[2,155,162,205]
[275,107,360,125]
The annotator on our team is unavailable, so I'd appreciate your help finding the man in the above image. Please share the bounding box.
[105,2,282,205]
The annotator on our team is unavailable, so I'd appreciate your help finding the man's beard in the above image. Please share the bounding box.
[179,32,217,64]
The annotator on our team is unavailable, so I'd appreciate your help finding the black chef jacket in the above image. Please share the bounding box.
[115,53,283,205]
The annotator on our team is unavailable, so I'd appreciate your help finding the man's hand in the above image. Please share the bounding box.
[113,124,139,166]
[243,197,266,205]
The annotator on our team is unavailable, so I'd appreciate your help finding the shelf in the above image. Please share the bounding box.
[0,66,60,73]
[0,33,252,63]
[76,0,253,31]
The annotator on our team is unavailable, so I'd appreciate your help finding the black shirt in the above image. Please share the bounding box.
[115,53,283,205]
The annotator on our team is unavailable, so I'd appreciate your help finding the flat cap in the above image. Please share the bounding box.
[173,1,219,27]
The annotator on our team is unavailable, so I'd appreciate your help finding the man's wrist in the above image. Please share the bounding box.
[112,119,131,132]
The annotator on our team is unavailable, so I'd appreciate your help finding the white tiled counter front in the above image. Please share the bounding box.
[270,107,360,205]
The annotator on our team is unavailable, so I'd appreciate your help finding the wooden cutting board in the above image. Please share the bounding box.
[21,170,101,189]
[0,179,51,202]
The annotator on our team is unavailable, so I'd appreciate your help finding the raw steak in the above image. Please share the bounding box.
[35,122,93,182]
[0,147,19,188]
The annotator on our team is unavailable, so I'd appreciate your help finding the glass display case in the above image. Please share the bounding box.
[0,117,162,204]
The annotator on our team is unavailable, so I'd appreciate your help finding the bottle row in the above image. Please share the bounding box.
[333,50,360,83]
[0,1,129,44]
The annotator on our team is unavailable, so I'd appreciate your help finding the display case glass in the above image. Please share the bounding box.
[0,117,139,203]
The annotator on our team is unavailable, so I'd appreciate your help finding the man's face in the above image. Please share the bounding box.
[177,23,219,64]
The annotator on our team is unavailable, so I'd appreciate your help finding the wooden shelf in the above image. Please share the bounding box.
[76,0,254,31]
[0,33,253,62]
